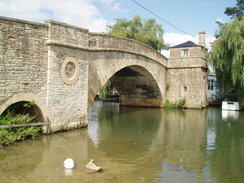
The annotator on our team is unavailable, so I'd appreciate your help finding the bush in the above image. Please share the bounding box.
[0,112,42,146]
[176,98,186,108]
[164,99,186,109]
[164,100,176,109]
[0,129,17,145]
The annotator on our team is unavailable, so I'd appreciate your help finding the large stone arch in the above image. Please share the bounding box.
[0,93,48,122]
[88,51,167,107]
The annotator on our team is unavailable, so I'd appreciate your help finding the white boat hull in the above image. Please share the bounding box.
[222,101,241,111]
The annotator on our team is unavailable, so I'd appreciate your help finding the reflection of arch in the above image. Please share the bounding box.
[0,93,48,122]
[89,51,167,107]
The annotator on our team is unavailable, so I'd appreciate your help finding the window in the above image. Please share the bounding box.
[182,49,189,57]
[208,79,214,90]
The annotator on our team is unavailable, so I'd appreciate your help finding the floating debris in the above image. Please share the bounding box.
[86,159,102,172]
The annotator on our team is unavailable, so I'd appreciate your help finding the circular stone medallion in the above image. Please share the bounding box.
[61,57,79,85]
[65,62,76,78]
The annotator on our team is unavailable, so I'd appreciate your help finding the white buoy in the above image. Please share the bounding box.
[64,158,74,169]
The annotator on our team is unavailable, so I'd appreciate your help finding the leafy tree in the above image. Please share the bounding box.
[209,17,244,103]
[107,16,168,51]
[225,0,244,19]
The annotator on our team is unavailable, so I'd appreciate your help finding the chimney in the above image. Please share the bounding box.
[198,32,205,47]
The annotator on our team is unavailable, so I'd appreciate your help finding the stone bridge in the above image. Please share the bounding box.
[0,16,208,132]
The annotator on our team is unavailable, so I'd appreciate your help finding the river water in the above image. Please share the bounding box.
[0,101,243,183]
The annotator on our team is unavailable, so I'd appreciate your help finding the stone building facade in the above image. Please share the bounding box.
[167,33,208,108]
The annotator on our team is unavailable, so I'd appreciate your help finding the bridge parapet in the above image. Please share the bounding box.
[44,21,167,67]
[89,33,167,67]
[45,20,89,48]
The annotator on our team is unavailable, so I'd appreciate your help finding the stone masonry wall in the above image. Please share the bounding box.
[167,68,207,108]
[0,16,48,113]
[170,46,207,59]
[45,21,89,131]
[167,46,208,108]
[46,20,89,47]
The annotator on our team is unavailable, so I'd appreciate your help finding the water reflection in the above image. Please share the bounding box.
[88,102,209,182]
[0,129,91,183]
[0,102,243,183]
[222,110,240,120]
[207,108,244,183]
[154,110,208,183]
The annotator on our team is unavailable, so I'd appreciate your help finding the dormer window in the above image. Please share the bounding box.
[182,49,189,57]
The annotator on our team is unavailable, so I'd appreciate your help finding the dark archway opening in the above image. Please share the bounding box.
[1,101,44,121]
[97,65,163,107]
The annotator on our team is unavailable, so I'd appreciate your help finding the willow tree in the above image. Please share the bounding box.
[98,16,168,99]
[209,17,244,103]
[224,0,244,19]
[99,80,112,99]
[107,16,168,51]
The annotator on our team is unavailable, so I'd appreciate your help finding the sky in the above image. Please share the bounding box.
[0,0,237,56]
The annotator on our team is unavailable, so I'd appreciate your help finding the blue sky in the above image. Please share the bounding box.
[98,0,234,35]
[0,0,237,52]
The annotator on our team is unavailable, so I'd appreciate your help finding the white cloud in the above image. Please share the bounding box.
[163,33,197,47]
[205,34,216,50]
[214,18,224,24]
[0,0,119,32]
[112,2,121,11]
[99,0,113,4]
[163,32,215,50]
[162,32,216,58]
[215,18,223,23]
[161,50,170,58]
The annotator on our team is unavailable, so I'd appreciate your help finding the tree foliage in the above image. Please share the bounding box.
[209,17,244,103]
[107,16,168,51]
[99,80,113,99]
[225,0,244,19]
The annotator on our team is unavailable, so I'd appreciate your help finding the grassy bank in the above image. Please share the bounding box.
[0,112,42,146]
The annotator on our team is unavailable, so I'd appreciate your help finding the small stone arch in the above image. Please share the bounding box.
[0,93,48,122]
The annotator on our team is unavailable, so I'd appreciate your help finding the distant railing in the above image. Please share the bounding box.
[0,122,49,128]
